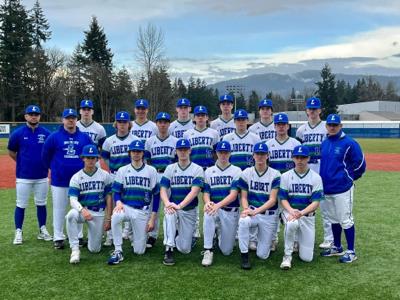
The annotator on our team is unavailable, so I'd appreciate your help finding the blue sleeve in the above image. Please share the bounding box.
[151,183,160,213]
[278,188,288,201]
[41,133,54,170]
[348,140,366,181]
[98,137,106,149]
[7,129,20,152]
[112,181,123,202]
[310,190,324,202]
[271,176,281,190]
[101,149,110,160]
[237,177,248,191]
[230,179,240,191]
[160,176,170,188]
[144,150,151,162]
[192,177,204,187]
[68,187,80,198]
[203,182,211,194]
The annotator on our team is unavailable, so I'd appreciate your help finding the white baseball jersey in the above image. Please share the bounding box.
[210,117,235,138]
[249,121,276,142]
[183,128,220,168]
[77,120,107,146]
[169,119,194,139]
[296,121,327,166]
[131,120,158,142]
[145,135,177,172]
[101,134,140,175]
[223,131,261,170]
[266,137,301,173]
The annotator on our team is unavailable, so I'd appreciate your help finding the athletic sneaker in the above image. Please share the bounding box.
[163,249,175,266]
[321,246,344,257]
[70,249,80,264]
[103,237,113,247]
[13,229,23,245]
[319,240,333,249]
[79,238,87,248]
[339,250,358,263]
[201,250,214,267]
[270,240,278,252]
[249,241,257,251]
[240,252,251,270]
[108,250,124,265]
[54,240,65,250]
[293,241,299,253]
[37,226,52,241]
[280,255,292,270]
[146,237,157,249]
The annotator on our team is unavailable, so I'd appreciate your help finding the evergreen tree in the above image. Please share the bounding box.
[235,93,246,110]
[29,0,50,48]
[316,64,338,118]
[67,43,88,104]
[384,81,398,101]
[248,90,260,118]
[112,67,134,114]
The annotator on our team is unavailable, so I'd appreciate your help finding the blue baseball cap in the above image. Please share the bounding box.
[80,99,94,109]
[234,109,248,120]
[292,145,310,157]
[176,98,191,107]
[176,139,191,149]
[62,108,78,118]
[253,142,269,154]
[135,99,149,109]
[306,97,321,109]
[259,99,273,108]
[81,144,99,157]
[326,114,341,125]
[25,105,41,114]
[274,113,289,124]
[219,94,234,103]
[115,111,130,121]
[216,141,231,152]
[194,105,208,115]
[156,112,171,122]
[128,140,145,152]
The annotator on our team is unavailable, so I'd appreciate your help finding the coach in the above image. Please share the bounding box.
[320,114,366,263]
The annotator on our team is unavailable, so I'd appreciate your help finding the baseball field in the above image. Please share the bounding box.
[0,138,399,299]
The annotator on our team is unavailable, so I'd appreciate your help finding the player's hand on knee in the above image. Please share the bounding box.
[209,203,220,216]
[204,202,214,213]
[164,206,176,215]
[240,208,250,218]
[82,208,93,221]
[113,201,124,213]
[146,220,155,232]
[103,219,111,231]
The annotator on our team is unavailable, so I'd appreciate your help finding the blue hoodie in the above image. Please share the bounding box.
[42,126,92,187]
[320,130,366,194]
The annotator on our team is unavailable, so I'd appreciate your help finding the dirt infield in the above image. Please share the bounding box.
[0,153,399,189]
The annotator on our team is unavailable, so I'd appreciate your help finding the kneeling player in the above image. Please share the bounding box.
[108,140,160,265]
[161,139,204,266]
[202,141,241,266]
[279,145,324,270]
[66,145,113,264]
[237,142,281,269]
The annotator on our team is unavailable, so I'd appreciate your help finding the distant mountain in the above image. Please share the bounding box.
[209,70,400,98]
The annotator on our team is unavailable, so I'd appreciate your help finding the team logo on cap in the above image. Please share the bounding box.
[32,106,37,112]
[135,141,140,147]
[238,111,242,116]
[298,147,303,153]
[181,140,185,146]
[89,147,94,153]
[199,106,203,111]
[221,143,226,149]
[311,99,315,105]
[182,99,185,104]
[259,144,263,150]
[140,100,143,105]
[279,114,283,120]
[331,115,336,121]
[120,112,124,117]
[162,113,166,118]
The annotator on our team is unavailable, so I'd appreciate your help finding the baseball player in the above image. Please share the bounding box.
[296,97,332,249]
[108,140,160,265]
[279,145,324,270]
[131,99,158,142]
[144,112,177,248]
[320,114,366,263]
[210,94,235,138]
[202,141,241,266]
[42,108,92,249]
[249,99,276,142]
[183,105,219,169]
[237,142,281,269]
[66,144,113,264]
[8,105,52,245]
[169,98,194,138]
[223,109,261,170]
[161,139,204,266]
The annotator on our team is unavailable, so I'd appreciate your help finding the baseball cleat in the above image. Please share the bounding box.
[163,249,175,266]
[240,252,251,270]
[13,229,23,245]
[37,226,52,241]
[280,255,292,270]
[108,250,124,265]
[201,250,214,267]
[339,250,358,263]
[270,240,278,252]
[70,249,80,264]
[320,246,344,257]
[54,240,65,250]
[103,237,113,247]
[146,237,157,249]
[319,240,333,249]
[79,238,88,248]
[249,241,257,251]
[293,241,299,253]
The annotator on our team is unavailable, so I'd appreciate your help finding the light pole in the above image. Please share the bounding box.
[226,84,245,111]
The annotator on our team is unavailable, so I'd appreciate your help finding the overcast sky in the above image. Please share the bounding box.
[24,0,400,83]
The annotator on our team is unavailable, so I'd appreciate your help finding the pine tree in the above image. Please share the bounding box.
[112,67,134,114]
[316,64,338,118]
[248,90,260,118]
[29,0,50,48]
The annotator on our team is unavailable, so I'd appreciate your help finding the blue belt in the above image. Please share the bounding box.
[260,210,276,215]
[221,207,239,212]
[131,205,149,210]
[86,206,105,212]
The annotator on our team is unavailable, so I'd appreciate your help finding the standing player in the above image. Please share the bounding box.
[296,97,332,249]
[237,142,281,269]
[66,145,113,264]
[108,140,160,265]
[223,109,261,170]
[169,98,194,138]
[42,108,92,249]
[210,94,235,138]
[249,99,276,142]
[144,112,177,248]
[279,145,324,270]
[131,99,158,142]
[202,141,241,266]
[8,105,52,244]
[183,105,219,169]
[161,139,204,266]
[320,114,366,263]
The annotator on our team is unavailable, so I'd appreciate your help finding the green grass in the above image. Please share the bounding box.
[0,138,8,155]
[1,171,399,299]
[356,138,400,154]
